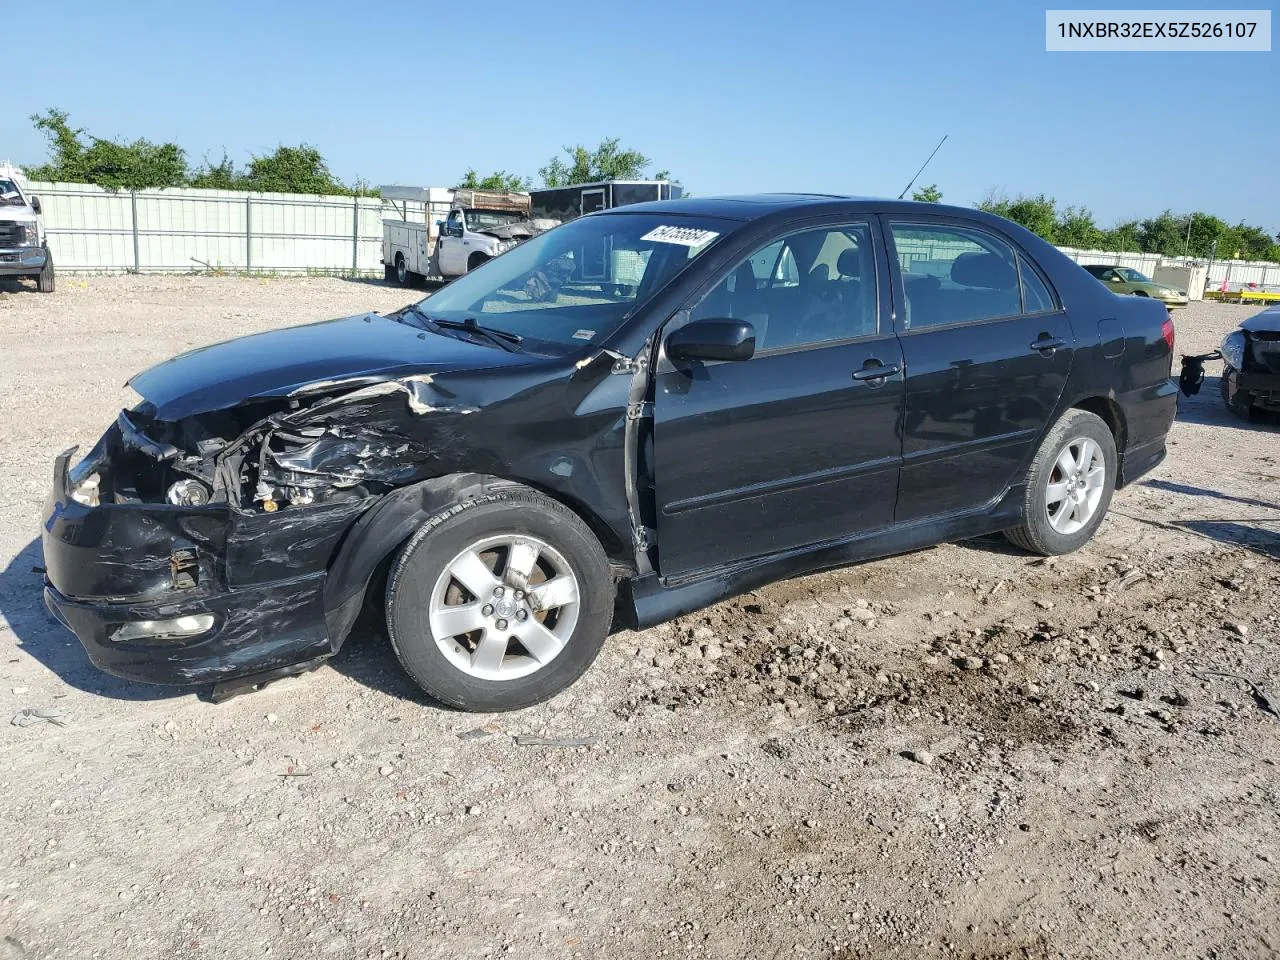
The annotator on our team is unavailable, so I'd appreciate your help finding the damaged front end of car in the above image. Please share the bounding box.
[1180,306,1280,418]
[41,370,479,691]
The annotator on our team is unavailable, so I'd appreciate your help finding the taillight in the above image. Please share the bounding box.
[1161,315,1175,351]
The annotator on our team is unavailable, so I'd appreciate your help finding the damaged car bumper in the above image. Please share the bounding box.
[42,431,370,686]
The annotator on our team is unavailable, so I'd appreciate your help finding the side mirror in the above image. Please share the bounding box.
[666,318,756,363]
[30,197,41,215]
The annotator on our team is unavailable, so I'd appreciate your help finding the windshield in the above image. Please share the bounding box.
[466,210,527,230]
[0,179,24,205]
[1117,267,1151,283]
[417,213,738,351]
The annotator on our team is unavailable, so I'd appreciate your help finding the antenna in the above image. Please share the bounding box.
[897,134,948,200]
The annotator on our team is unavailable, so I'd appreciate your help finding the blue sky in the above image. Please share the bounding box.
[13,0,1279,231]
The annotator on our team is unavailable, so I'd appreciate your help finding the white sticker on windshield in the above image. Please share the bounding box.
[572,329,596,340]
[641,225,720,248]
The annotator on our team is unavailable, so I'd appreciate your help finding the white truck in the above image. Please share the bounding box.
[0,162,54,293]
[380,186,546,287]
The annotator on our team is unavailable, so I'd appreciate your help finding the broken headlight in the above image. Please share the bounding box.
[1221,330,1246,370]
[69,471,101,507]
[166,478,211,506]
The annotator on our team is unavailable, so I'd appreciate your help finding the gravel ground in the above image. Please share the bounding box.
[1,275,1277,960]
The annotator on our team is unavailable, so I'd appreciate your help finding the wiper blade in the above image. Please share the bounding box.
[432,317,523,352]
[396,302,433,330]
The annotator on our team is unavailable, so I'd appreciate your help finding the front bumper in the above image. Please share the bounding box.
[0,245,47,276]
[42,445,369,686]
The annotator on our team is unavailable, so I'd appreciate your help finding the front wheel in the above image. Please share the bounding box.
[385,485,614,711]
[36,252,55,293]
[1005,409,1117,555]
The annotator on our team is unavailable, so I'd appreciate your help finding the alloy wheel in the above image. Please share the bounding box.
[1045,437,1106,535]
[428,534,580,681]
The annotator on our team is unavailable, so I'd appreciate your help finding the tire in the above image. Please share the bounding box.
[385,485,614,712]
[1004,409,1117,556]
[1220,365,1255,420]
[36,252,55,293]
[467,252,489,273]
[395,253,412,287]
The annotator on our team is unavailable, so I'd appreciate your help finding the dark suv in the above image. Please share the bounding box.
[42,196,1178,710]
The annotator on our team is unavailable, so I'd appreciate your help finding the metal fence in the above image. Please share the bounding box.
[31,181,397,275]
[25,180,1280,290]
[1058,246,1280,290]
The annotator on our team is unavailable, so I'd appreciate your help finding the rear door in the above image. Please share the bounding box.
[885,219,1073,523]
[652,219,905,578]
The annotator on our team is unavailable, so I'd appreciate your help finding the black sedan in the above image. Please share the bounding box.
[42,195,1178,710]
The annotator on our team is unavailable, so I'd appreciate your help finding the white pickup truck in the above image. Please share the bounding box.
[380,187,547,287]
[0,163,54,293]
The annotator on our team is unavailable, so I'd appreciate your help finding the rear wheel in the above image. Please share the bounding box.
[1005,409,1117,555]
[395,253,412,287]
[385,485,614,711]
[36,252,55,293]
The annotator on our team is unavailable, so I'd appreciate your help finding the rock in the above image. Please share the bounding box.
[266,713,278,724]
[956,657,984,671]
[992,653,1010,665]
[1226,622,1250,639]
[379,765,394,777]
[700,643,723,661]
[1086,681,1101,693]
[905,749,934,766]
[653,653,677,669]
[1035,599,1055,610]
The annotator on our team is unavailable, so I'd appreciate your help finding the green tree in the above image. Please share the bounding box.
[910,184,942,203]
[1136,211,1186,257]
[1055,206,1104,249]
[238,145,350,195]
[189,152,240,190]
[455,168,532,192]
[538,138,668,187]
[27,108,187,190]
[978,191,1058,242]
[1101,220,1142,252]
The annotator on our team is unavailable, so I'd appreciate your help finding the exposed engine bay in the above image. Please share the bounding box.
[70,374,478,515]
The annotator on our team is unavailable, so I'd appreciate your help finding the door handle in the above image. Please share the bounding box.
[1030,336,1066,354]
[852,362,901,382]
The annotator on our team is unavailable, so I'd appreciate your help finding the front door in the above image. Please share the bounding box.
[652,221,904,579]
[436,209,466,276]
[884,219,1074,522]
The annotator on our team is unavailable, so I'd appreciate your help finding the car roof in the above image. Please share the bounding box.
[605,194,995,223]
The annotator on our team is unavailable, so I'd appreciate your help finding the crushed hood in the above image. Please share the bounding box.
[479,221,537,241]
[127,312,529,420]
[1242,306,1280,334]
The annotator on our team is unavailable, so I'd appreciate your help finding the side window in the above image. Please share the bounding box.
[889,223,1021,330]
[446,210,463,236]
[1019,254,1057,313]
[690,224,878,352]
